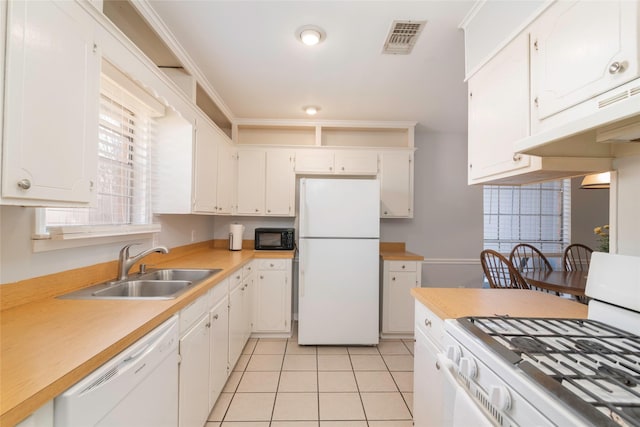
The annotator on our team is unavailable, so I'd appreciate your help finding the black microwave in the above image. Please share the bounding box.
[254,228,295,250]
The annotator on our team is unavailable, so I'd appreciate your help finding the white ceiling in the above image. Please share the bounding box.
[147,1,474,133]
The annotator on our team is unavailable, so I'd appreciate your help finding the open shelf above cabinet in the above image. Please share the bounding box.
[234,120,416,148]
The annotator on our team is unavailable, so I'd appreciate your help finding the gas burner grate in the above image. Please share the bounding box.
[461,316,640,427]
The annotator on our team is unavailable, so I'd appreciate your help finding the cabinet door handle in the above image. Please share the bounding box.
[425,318,432,327]
[609,61,625,74]
[17,179,31,190]
[205,322,211,328]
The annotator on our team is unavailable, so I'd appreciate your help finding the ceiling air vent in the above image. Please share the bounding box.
[383,20,426,55]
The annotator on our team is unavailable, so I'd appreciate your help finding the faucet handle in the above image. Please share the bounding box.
[120,242,142,259]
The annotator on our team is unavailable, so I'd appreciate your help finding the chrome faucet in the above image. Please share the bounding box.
[118,243,169,280]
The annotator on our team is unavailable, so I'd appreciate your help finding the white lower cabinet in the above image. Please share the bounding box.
[252,259,292,336]
[413,300,448,427]
[14,401,53,427]
[209,293,230,409]
[381,260,422,338]
[178,313,210,427]
[228,263,253,369]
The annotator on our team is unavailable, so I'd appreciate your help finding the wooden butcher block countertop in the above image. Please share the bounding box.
[411,288,588,320]
[0,242,293,427]
[379,242,424,261]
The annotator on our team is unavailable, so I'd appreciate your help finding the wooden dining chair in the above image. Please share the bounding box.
[563,244,593,271]
[509,243,553,273]
[480,249,530,289]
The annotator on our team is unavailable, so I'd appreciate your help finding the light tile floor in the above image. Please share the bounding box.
[206,329,414,427]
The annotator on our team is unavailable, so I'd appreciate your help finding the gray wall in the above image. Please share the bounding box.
[0,206,215,283]
[381,131,484,288]
[570,177,609,251]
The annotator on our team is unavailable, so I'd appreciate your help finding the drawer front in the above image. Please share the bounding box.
[230,268,243,289]
[258,259,288,270]
[389,260,417,272]
[414,300,444,346]
[209,277,229,307]
[180,294,210,334]
[243,261,255,277]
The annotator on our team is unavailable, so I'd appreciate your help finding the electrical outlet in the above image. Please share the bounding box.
[191,230,196,242]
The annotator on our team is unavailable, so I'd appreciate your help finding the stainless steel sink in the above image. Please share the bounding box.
[58,268,222,300]
[138,268,218,282]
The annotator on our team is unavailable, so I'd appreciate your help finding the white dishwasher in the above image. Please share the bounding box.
[54,315,179,427]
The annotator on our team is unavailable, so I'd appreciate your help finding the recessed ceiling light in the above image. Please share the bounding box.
[303,106,320,115]
[297,25,326,46]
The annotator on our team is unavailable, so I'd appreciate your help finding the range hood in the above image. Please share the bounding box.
[515,79,640,158]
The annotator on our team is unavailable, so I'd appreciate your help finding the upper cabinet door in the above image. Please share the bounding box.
[468,31,532,182]
[2,0,99,206]
[193,120,219,213]
[236,150,265,215]
[294,149,334,174]
[335,151,378,175]
[379,151,413,218]
[265,150,294,216]
[531,0,639,125]
[216,140,236,215]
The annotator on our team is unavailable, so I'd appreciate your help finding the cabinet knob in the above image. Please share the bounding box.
[260,275,264,279]
[267,209,271,213]
[392,276,396,281]
[402,265,406,269]
[329,167,333,171]
[469,164,473,169]
[384,211,388,215]
[17,179,31,190]
[512,154,522,162]
[270,263,274,267]
[213,314,219,320]
[341,166,345,171]
[205,322,211,328]
[255,208,259,212]
[609,61,625,74]
[424,318,432,328]
[534,97,539,108]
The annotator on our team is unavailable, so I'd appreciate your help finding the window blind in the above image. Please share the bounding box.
[45,75,157,233]
[483,180,571,256]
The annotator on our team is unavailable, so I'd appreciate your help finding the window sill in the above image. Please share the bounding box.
[32,224,161,253]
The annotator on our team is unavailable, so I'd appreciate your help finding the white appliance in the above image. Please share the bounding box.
[298,178,380,345]
[54,316,179,427]
[436,253,640,427]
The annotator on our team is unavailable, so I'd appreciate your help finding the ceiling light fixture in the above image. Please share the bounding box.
[297,25,325,46]
[303,106,320,116]
[580,172,611,189]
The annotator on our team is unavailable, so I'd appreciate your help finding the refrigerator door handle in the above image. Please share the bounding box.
[299,268,305,297]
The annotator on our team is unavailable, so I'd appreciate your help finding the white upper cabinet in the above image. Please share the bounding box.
[193,119,219,213]
[379,151,413,218]
[215,140,236,215]
[154,111,234,215]
[2,0,99,206]
[530,0,640,132]
[295,149,378,175]
[468,32,532,183]
[335,151,378,175]
[236,149,266,215]
[265,150,294,216]
[294,149,334,174]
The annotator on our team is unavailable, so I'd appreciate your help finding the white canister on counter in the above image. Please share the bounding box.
[229,224,245,251]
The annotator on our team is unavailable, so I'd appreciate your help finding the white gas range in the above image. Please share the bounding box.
[442,252,640,426]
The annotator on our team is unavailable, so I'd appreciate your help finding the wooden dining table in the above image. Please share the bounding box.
[521,270,588,297]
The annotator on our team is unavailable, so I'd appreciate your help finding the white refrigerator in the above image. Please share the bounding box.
[298,178,380,345]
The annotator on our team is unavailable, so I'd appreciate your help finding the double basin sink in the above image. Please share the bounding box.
[59,268,222,300]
